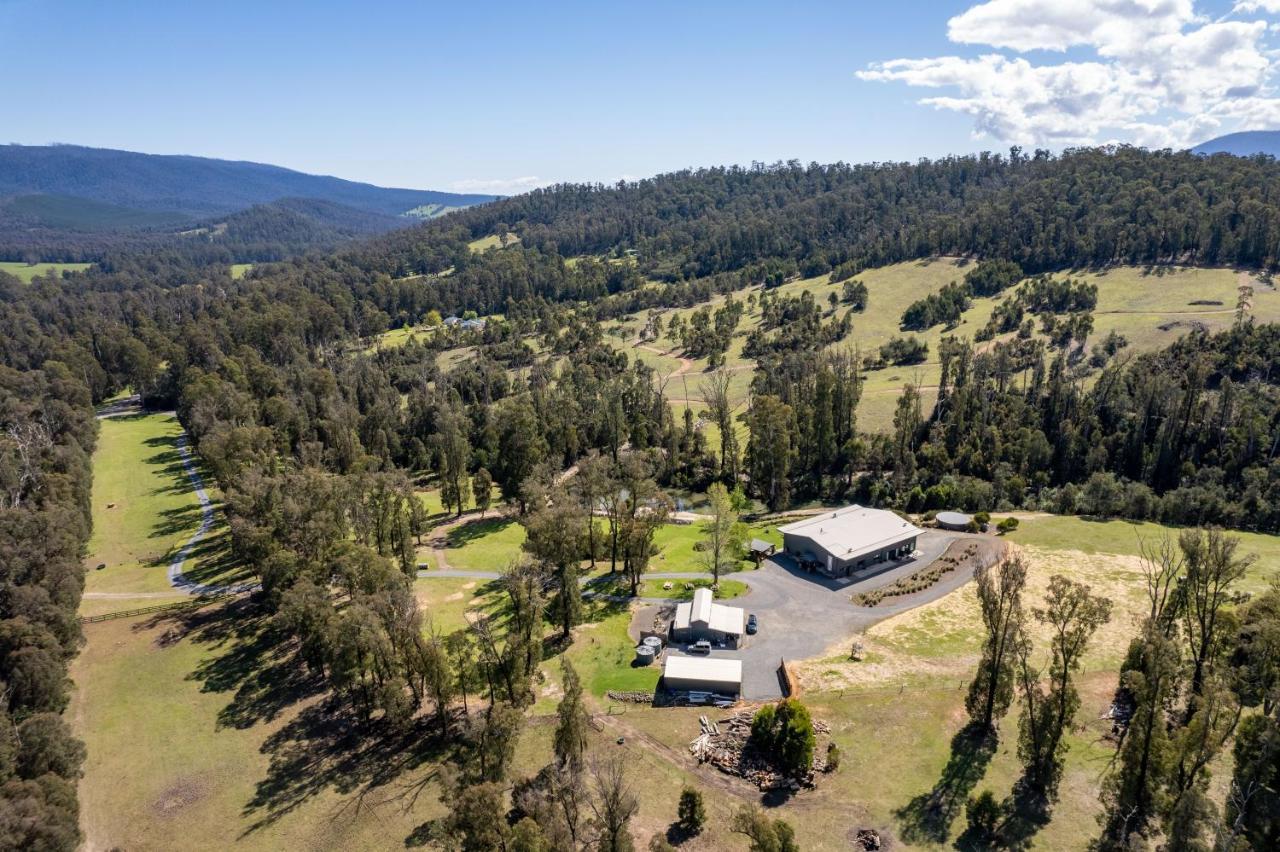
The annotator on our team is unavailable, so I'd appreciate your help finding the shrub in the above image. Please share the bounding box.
[826,741,841,772]
[997,517,1019,534]
[750,699,816,776]
[677,786,706,835]
[750,704,777,748]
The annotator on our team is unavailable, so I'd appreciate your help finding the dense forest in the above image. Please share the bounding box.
[5,144,1280,847]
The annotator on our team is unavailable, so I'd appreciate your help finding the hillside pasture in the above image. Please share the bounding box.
[612,261,1280,436]
[0,260,91,281]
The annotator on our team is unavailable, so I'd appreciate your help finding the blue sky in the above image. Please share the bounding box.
[1,0,1272,193]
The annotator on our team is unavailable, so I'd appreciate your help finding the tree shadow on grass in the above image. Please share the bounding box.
[242,702,451,838]
[894,722,996,846]
[137,597,454,838]
[149,502,204,540]
[137,597,324,730]
[444,516,516,550]
[985,778,1052,851]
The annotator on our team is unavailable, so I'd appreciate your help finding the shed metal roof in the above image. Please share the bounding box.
[674,589,746,635]
[778,505,922,561]
[663,655,743,684]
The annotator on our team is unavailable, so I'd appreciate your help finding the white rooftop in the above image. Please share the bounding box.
[778,505,922,561]
[663,655,743,684]
[674,588,746,635]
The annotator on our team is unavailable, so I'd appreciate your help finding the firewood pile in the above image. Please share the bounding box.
[686,709,830,790]
[853,828,883,850]
[606,690,655,703]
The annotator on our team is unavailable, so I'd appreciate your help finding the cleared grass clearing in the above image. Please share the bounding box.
[83,412,245,600]
[0,260,91,281]
[564,607,661,697]
[413,576,502,634]
[74,508,1272,849]
[443,516,527,572]
[229,262,254,280]
[414,481,502,523]
[467,232,519,252]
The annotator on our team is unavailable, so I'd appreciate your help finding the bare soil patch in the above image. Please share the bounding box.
[151,777,208,817]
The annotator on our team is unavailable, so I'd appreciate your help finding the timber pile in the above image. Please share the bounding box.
[686,709,829,790]
[606,690,654,703]
[853,828,883,850]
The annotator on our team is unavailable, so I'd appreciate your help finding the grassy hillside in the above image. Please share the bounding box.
[606,261,1280,433]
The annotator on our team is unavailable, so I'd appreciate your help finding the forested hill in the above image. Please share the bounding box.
[7,144,1280,847]
[0,144,499,263]
[0,144,496,217]
[1192,130,1280,158]
[360,146,1280,283]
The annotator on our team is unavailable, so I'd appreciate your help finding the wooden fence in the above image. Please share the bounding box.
[80,597,217,624]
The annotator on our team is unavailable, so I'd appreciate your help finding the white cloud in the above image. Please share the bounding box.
[859,0,1280,148]
[1236,1,1280,13]
[450,176,551,195]
[948,0,1194,54]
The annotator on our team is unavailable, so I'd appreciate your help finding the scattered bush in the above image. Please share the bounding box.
[825,741,842,773]
[677,786,706,835]
[878,335,929,366]
[964,259,1023,297]
[997,517,1019,534]
[901,281,970,330]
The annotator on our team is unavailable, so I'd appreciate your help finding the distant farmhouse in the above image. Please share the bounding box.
[443,315,486,331]
[670,588,745,648]
[779,505,922,578]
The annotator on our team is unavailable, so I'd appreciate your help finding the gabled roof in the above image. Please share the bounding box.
[750,538,775,553]
[779,505,922,561]
[674,588,746,635]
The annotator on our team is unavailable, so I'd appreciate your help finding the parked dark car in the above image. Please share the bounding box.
[746,613,758,634]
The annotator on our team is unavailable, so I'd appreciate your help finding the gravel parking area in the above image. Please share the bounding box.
[662,530,1002,699]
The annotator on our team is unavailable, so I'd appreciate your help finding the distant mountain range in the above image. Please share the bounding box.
[0,144,497,262]
[1191,130,1280,158]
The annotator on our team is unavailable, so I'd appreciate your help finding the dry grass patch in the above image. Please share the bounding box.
[799,544,1151,693]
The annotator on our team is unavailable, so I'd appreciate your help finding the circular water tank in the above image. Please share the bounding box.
[642,636,663,652]
[936,511,973,531]
[634,645,656,665]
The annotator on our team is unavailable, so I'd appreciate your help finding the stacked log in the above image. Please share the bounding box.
[606,690,655,703]
[684,709,827,790]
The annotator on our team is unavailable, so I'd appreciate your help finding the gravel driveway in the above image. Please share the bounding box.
[663,530,999,699]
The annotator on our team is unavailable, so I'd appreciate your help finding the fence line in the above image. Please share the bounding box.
[79,596,221,624]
